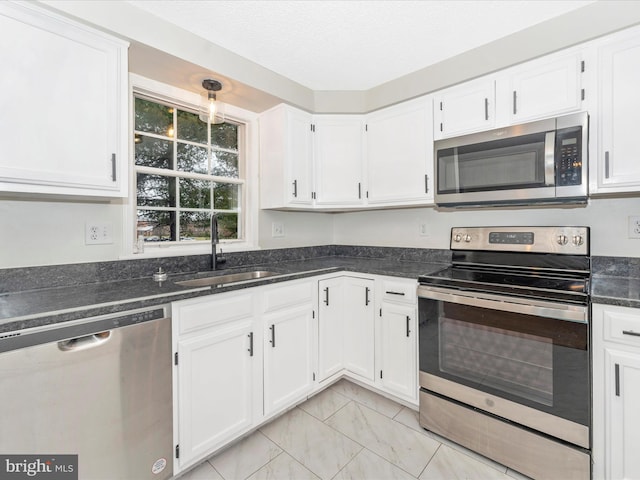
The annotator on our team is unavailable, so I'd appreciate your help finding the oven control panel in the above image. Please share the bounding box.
[451,226,589,255]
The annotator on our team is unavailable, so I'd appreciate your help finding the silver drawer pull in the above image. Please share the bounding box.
[385,291,405,296]
[622,330,640,337]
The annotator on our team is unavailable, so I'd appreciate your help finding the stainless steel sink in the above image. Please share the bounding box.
[176,270,280,288]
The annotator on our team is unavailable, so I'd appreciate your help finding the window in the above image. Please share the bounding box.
[133,96,244,245]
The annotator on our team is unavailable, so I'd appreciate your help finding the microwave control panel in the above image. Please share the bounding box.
[556,127,582,186]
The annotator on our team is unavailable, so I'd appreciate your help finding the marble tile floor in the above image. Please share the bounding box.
[178,379,532,480]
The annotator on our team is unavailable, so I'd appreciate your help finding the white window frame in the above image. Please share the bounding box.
[121,74,259,259]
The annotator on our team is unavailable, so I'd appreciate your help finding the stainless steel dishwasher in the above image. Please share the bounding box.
[0,305,173,480]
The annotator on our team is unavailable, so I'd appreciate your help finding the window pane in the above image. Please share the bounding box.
[135,137,173,169]
[179,211,210,241]
[214,182,239,210]
[137,209,177,242]
[212,151,239,178]
[177,110,208,144]
[137,173,176,207]
[211,123,238,150]
[216,212,238,240]
[135,98,173,136]
[180,178,211,209]
[177,143,208,174]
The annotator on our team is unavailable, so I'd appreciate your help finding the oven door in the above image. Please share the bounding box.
[418,285,590,449]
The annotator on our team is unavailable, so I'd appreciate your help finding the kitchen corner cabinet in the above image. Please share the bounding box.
[593,303,640,480]
[0,2,129,197]
[259,104,314,208]
[366,97,434,205]
[314,116,365,207]
[593,28,640,194]
[434,51,584,140]
[376,279,418,402]
[262,280,316,416]
[172,290,260,472]
[318,276,375,382]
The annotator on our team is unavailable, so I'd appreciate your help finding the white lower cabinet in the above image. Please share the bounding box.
[172,274,418,474]
[317,276,375,382]
[593,303,640,480]
[376,279,418,402]
[172,290,260,472]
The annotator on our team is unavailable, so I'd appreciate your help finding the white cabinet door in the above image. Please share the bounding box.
[434,79,495,139]
[596,32,640,193]
[604,348,640,480]
[263,306,314,415]
[343,277,375,380]
[176,320,256,469]
[314,116,365,206]
[507,53,583,123]
[377,302,417,401]
[318,277,345,381]
[366,98,434,205]
[0,2,128,197]
[259,104,314,208]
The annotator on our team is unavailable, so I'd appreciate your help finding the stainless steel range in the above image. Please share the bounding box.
[418,226,591,479]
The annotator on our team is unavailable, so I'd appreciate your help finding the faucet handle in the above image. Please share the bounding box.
[216,248,227,265]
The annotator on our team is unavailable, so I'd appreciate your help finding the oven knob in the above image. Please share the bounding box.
[453,234,462,243]
[572,235,584,246]
[557,234,568,246]
[464,234,472,242]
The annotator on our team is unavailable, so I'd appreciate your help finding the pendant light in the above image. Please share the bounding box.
[200,79,225,124]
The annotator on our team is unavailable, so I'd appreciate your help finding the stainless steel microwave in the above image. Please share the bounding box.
[434,112,588,207]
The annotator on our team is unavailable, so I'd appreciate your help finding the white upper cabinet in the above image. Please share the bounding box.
[502,53,583,124]
[434,79,495,139]
[594,27,640,194]
[314,116,365,207]
[434,51,585,140]
[0,2,128,197]
[366,97,434,205]
[259,104,314,208]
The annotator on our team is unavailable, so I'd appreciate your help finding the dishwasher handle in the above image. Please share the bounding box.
[58,331,111,352]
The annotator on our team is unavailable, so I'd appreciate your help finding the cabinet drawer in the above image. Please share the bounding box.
[175,292,255,336]
[263,280,314,313]
[380,279,417,304]
[603,306,640,347]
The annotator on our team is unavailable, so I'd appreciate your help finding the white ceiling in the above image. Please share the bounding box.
[128,0,594,91]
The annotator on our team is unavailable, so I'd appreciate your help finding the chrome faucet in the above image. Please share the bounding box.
[210,213,225,270]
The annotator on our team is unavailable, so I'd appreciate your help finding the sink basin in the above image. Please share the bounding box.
[176,270,280,288]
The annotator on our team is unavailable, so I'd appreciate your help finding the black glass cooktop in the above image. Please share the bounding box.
[419,266,589,304]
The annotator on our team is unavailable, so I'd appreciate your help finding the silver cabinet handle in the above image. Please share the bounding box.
[513,91,517,115]
[386,291,405,296]
[615,363,620,396]
[324,287,329,306]
[424,174,429,194]
[111,153,117,181]
[248,332,254,356]
[292,179,298,198]
[358,182,362,199]
[406,316,411,337]
[623,330,640,337]
[605,151,610,179]
[484,97,489,121]
[269,324,275,348]
[365,287,370,306]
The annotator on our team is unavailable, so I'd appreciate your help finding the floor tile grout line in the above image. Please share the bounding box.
[417,441,442,479]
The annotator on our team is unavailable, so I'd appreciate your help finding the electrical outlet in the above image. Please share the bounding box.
[85,222,113,245]
[272,222,285,238]
[629,216,640,239]
[419,223,429,237]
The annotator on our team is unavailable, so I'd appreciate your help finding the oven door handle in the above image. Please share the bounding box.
[417,285,587,323]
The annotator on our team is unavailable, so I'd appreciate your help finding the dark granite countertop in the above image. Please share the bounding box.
[591,275,640,309]
[0,256,448,334]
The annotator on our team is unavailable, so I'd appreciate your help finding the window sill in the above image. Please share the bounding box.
[119,241,259,261]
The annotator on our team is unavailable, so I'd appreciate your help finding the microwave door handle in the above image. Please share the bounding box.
[544,131,556,186]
